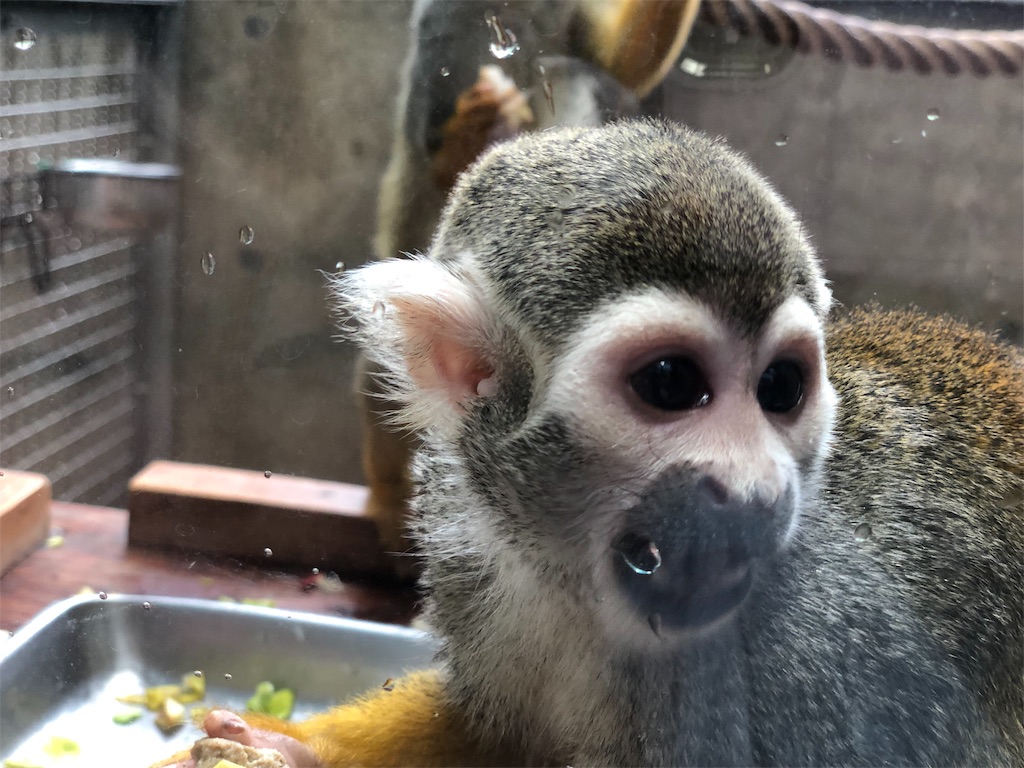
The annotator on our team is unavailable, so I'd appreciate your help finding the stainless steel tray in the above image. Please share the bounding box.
[0,594,437,767]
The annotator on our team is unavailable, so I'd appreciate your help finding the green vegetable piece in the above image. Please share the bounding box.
[113,710,142,725]
[267,688,295,719]
[246,681,295,719]
[246,680,272,713]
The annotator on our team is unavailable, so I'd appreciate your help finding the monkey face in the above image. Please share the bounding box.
[517,289,838,646]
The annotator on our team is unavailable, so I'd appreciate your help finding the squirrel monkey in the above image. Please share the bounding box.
[169,121,1023,766]
[363,0,702,569]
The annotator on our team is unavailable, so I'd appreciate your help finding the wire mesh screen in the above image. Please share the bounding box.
[1,5,151,507]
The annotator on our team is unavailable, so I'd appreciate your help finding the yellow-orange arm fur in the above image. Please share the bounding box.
[247,671,505,768]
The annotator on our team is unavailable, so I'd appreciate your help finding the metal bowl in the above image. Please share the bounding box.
[0,595,438,767]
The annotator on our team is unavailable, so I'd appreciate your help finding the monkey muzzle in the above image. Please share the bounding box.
[610,471,792,633]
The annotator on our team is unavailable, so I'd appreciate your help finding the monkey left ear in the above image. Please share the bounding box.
[334,257,498,437]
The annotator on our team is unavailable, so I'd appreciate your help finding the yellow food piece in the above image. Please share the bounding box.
[42,736,80,757]
[179,671,206,703]
[155,697,186,732]
[210,761,245,768]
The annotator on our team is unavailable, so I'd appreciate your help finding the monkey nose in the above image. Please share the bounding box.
[611,532,662,575]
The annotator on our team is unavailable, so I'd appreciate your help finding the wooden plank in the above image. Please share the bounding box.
[0,501,418,633]
[127,461,395,577]
[0,469,52,575]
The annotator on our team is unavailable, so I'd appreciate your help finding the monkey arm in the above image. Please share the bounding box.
[230,670,506,768]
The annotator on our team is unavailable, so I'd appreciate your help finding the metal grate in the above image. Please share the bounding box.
[1,5,149,507]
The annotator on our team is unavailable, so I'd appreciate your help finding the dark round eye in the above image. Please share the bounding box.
[630,357,710,412]
[758,360,804,413]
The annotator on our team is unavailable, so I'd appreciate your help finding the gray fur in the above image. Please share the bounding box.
[340,121,1022,766]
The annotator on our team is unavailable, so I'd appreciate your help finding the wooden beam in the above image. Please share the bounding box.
[0,469,52,576]
[127,461,397,579]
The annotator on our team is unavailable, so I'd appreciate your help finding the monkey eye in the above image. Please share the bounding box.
[758,360,804,413]
[629,357,711,412]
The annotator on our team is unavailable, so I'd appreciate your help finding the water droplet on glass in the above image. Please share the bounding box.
[774,134,789,147]
[312,567,320,575]
[921,130,927,138]
[201,252,216,276]
[854,522,872,541]
[142,601,151,610]
[382,678,396,692]
[372,301,387,318]
[264,470,272,478]
[542,78,555,114]
[239,225,255,245]
[14,29,37,51]
[440,66,450,78]
[611,533,662,576]
[263,547,273,557]
[679,58,707,77]
[98,591,108,600]
[334,261,345,272]
[926,108,940,121]
[23,212,33,224]
[891,137,903,145]
[486,15,520,60]
[6,386,14,396]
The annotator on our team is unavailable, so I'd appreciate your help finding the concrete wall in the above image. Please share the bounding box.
[173,1,410,481]
[171,1,1023,484]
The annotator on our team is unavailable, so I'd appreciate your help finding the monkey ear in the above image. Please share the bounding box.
[334,257,498,437]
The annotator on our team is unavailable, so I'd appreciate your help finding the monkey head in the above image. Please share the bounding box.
[338,121,836,649]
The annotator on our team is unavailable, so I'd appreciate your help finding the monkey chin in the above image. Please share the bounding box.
[602,554,757,650]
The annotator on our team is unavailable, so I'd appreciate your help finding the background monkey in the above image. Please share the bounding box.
[170,120,1023,767]
[363,0,701,569]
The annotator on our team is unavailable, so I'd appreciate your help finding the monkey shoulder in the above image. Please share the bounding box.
[824,306,1022,505]
[811,306,1023,762]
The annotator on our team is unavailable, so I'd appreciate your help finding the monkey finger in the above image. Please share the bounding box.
[201,710,322,767]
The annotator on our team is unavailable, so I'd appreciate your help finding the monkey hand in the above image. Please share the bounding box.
[431,65,534,191]
[151,670,504,768]
[150,710,320,768]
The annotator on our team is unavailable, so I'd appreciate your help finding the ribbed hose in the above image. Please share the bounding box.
[701,0,1024,77]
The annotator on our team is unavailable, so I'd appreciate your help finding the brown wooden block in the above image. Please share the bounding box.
[127,461,393,577]
[0,469,52,575]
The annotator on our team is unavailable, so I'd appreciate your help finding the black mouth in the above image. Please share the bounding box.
[613,543,755,631]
